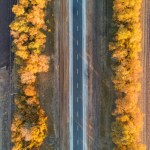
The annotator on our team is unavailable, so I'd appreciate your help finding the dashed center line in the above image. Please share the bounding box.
[77,54,79,60]
[77,26,79,31]
[77,112,79,117]
[77,10,78,16]
[77,68,79,74]
[77,83,78,88]
[77,140,79,145]
[77,97,79,102]
[77,40,78,46]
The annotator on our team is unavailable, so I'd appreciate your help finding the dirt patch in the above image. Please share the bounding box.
[87,0,114,149]
[142,0,150,147]
[39,0,70,149]
[55,0,70,149]
[0,67,11,150]
[38,1,56,150]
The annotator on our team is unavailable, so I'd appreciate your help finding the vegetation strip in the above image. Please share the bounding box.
[10,0,49,149]
[109,0,146,149]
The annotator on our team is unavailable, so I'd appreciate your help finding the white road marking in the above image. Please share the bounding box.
[77,40,78,46]
[77,0,78,3]
[77,68,79,74]
[77,125,79,131]
[77,26,79,31]
[77,140,79,145]
[77,83,78,88]
[77,54,79,60]
[77,97,79,102]
[77,10,78,16]
[77,112,79,117]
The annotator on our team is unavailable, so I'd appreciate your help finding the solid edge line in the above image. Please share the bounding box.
[69,0,73,149]
[82,0,88,149]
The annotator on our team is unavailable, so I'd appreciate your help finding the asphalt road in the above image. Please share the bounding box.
[73,0,83,149]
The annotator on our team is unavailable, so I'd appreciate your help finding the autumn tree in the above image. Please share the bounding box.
[10,0,50,149]
[109,0,145,149]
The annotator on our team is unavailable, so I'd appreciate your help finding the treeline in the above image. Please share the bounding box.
[10,0,49,149]
[109,0,146,149]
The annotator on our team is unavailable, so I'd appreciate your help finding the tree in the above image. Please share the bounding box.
[10,0,49,149]
[110,0,145,149]
[12,5,25,17]
[25,54,49,73]
[23,85,37,96]
[20,72,36,84]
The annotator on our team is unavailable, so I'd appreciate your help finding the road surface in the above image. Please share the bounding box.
[73,0,83,149]
[69,0,87,149]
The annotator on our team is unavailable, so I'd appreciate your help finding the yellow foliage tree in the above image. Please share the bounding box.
[20,72,36,84]
[10,0,49,149]
[12,5,25,17]
[23,85,37,96]
[110,0,145,149]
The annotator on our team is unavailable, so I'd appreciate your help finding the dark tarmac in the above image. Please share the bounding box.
[0,0,16,68]
[73,0,83,149]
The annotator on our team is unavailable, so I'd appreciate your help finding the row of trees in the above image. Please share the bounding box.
[109,0,146,149]
[10,0,49,149]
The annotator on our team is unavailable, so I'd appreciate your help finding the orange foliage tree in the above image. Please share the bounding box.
[10,0,50,149]
[109,0,146,149]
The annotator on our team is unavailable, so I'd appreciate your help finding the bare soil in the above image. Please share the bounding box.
[142,0,150,147]
[0,67,11,150]
[55,0,70,149]
[41,0,70,149]
[87,0,115,149]
[38,1,55,150]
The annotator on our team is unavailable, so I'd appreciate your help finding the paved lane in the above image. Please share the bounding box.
[69,0,87,149]
[73,0,83,149]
